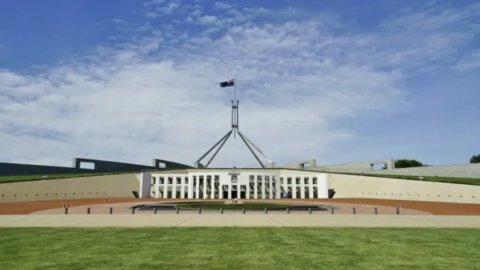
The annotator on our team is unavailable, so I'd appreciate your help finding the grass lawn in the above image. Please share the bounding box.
[331,172,480,186]
[0,228,479,270]
[0,172,132,183]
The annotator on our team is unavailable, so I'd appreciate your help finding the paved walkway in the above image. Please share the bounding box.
[0,214,479,228]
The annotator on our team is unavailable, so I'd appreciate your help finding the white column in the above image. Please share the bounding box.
[172,177,177,199]
[187,176,193,199]
[246,182,251,199]
[236,185,240,199]
[269,176,273,199]
[155,176,160,199]
[180,177,185,199]
[210,176,215,199]
[292,177,297,199]
[309,177,314,199]
[261,176,266,199]
[254,177,258,199]
[228,184,232,199]
[195,176,200,199]
[162,177,168,199]
[275,176,281,199]
[203,175,207,199]
[319,173,329,198]
[300,177,306,199]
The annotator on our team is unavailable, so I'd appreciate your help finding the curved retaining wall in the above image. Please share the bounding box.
[328,173,480,204]
[0,174,140,203]
[2,172,480,204]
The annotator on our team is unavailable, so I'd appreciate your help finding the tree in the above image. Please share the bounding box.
[394,159,424,169]
[471,154,480,164]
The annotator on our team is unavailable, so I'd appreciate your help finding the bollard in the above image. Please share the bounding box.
[87,207,90,215]
[374,208,378,215]
[154,207,158,214]
[176,208,180,214]
[265,208,268,214]
[330,208,334,215]
[308,208,312,214]
[220,208,223,214]
[352,207,356,215]
[132,208,135,214]
[287,208,290,214]
[242,208,245,214]
[396,207,400,215]
[198,208,202,214]
[109,207,113,214]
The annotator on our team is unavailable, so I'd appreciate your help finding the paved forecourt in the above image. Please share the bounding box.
[0,214,479,228]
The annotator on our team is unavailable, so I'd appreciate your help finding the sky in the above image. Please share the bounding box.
[0,0,479,168]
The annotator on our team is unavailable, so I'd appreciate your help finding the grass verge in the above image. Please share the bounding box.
[0,228,479,270]
[329,171,480,185]
[0,172,134,184]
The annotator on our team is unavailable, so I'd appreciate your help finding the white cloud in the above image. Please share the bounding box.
[452,49,480,71]
[213,2,232,10]
[197,15,217,24]
[146,12,158,19]
[0,2,478,168]
[156,2,180,14]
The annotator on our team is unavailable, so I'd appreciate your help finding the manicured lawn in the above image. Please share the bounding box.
[0,228,479,270]
[0,172,131,183]
[332,172,480,186]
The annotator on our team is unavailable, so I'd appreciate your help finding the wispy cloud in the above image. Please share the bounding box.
[0,1,479,167]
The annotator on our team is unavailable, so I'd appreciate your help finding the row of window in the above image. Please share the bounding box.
[2,192,107,197]
[361,192,476,198]
[152,176,319,185]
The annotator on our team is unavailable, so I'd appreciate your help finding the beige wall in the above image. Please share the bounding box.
[328,173,480,204]
[0,174,140,203]
[3,171,480,204]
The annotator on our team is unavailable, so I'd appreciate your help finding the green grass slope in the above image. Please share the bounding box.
[0,172,132,184]
[0,228,479,270]
[329,171,480,186]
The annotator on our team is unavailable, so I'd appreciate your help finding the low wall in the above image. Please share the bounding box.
[328,173,480,204]
[0,174,140,203]
[314,159,396,172]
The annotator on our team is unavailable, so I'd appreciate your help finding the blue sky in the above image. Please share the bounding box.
[0,0,479,168]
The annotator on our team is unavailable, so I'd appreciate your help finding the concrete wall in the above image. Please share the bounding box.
[0,162,94,177]
[327,173,480,204]
[314,159,396,172]
[280,159,317,170]
[0,157,192,177]
[365,163,480,178]
[0,174,140,203]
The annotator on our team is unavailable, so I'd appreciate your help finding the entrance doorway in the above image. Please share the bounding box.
[221,185,247,199]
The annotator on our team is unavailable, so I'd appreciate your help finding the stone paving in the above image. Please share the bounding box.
[0,214,479,228]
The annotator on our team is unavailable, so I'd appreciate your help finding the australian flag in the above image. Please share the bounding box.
[220,79,235,87]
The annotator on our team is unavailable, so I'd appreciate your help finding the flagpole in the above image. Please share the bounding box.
[234,77,237,101]
[234,77,237,139]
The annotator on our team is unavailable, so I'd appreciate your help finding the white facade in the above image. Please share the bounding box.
[139,170,329,199]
